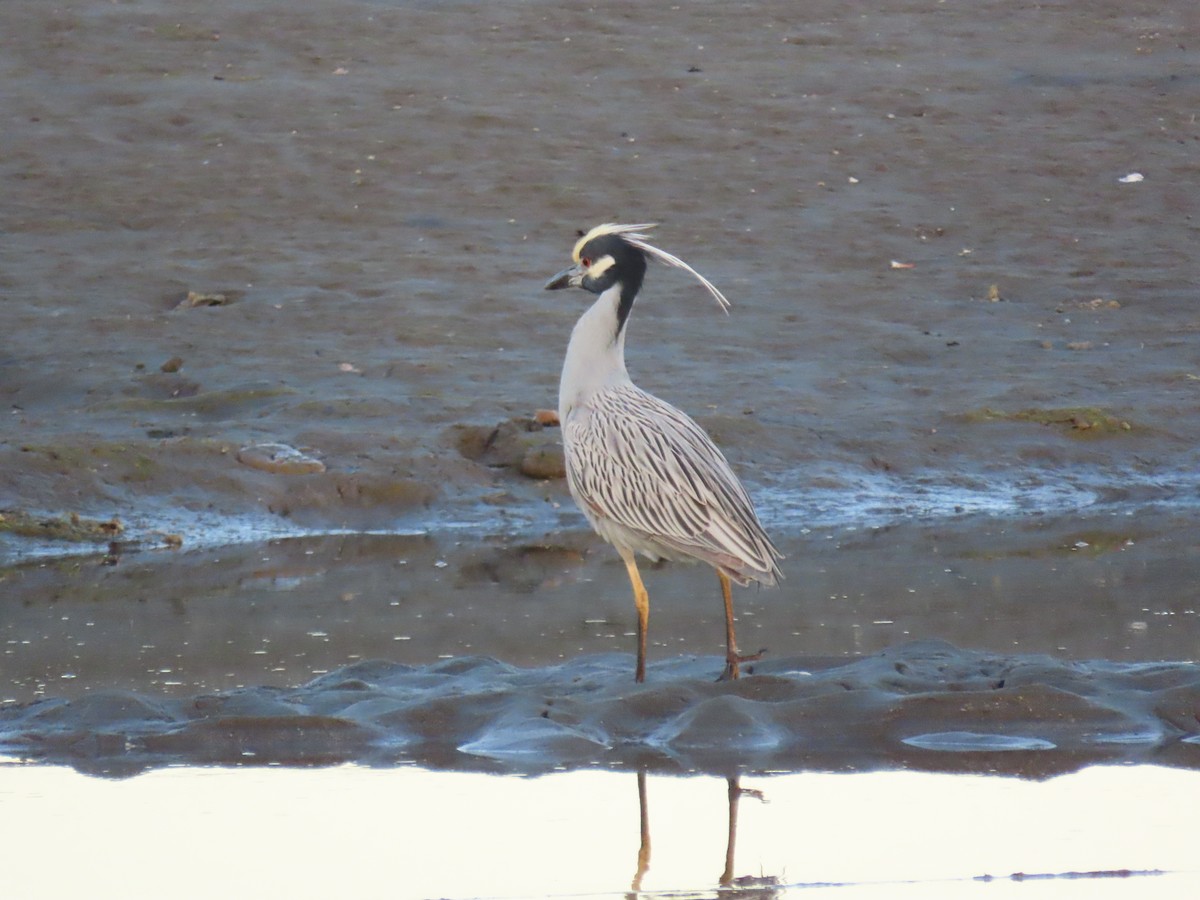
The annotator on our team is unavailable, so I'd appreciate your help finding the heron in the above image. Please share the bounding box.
[545,223,783,682]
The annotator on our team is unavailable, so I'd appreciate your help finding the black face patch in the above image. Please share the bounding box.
[577,234,647,298]
[574,234,648,335]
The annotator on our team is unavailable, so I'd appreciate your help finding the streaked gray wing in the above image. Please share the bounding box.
[565,383,782,583]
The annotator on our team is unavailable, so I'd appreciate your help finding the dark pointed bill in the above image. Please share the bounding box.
[545,265,581,291]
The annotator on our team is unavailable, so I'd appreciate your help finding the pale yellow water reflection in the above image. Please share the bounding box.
[2,762,1199,899]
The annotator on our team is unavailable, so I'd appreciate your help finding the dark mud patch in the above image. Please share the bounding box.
[4,641,1198,779]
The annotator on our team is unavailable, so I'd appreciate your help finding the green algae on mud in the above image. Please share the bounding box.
[106,384,294,417]
[15,439,203,484]
[961,406,1135,437]
[2,434,443,559]
[958,528,1143,560]
[0,508,124,543]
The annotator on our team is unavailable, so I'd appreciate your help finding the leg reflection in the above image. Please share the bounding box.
[631,772,775,896]
[630,770,651,893]
[720,777,766,887]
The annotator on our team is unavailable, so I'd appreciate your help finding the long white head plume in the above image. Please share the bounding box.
[573,223,731,313]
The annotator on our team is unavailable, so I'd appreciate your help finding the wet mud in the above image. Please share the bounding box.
[4,640,1198,779]
[3,0,1199,545]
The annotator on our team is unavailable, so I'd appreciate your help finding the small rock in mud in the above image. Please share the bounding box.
[174,290,243,309]
[236,443,326,474]
[160,356,184,373]
[1077,298,1121,311]
[520,446,566,480]
[448,417,565,479]
[330,474,434,508]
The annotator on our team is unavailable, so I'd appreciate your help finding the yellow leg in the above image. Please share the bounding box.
[719,571,741,680]
[719,571,765,681]
[620,549,650,683]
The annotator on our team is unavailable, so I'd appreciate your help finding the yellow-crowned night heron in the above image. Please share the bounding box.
[545,223,783,682]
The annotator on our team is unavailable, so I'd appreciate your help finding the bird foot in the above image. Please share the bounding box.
[717,647,768,682]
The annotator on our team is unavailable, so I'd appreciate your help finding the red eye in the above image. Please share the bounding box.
[581,256,592,268]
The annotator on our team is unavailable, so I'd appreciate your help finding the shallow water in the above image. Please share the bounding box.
[5,512,1199,706]
[3,762,1198,899]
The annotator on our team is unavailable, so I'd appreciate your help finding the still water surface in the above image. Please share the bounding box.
[3,761,1197,899]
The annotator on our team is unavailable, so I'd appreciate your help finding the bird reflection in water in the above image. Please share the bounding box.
[629,771,780,896]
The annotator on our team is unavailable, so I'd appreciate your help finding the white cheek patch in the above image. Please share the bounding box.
[586,254,616,279]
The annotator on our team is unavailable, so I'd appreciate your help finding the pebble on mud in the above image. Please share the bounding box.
[160,356,184,373]
[236,443,327,474]
[175,290,242,309]
[1076,298,1121,311]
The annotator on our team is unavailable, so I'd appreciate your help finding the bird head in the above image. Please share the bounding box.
[544,223,731,312]
[544,223,649,295]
